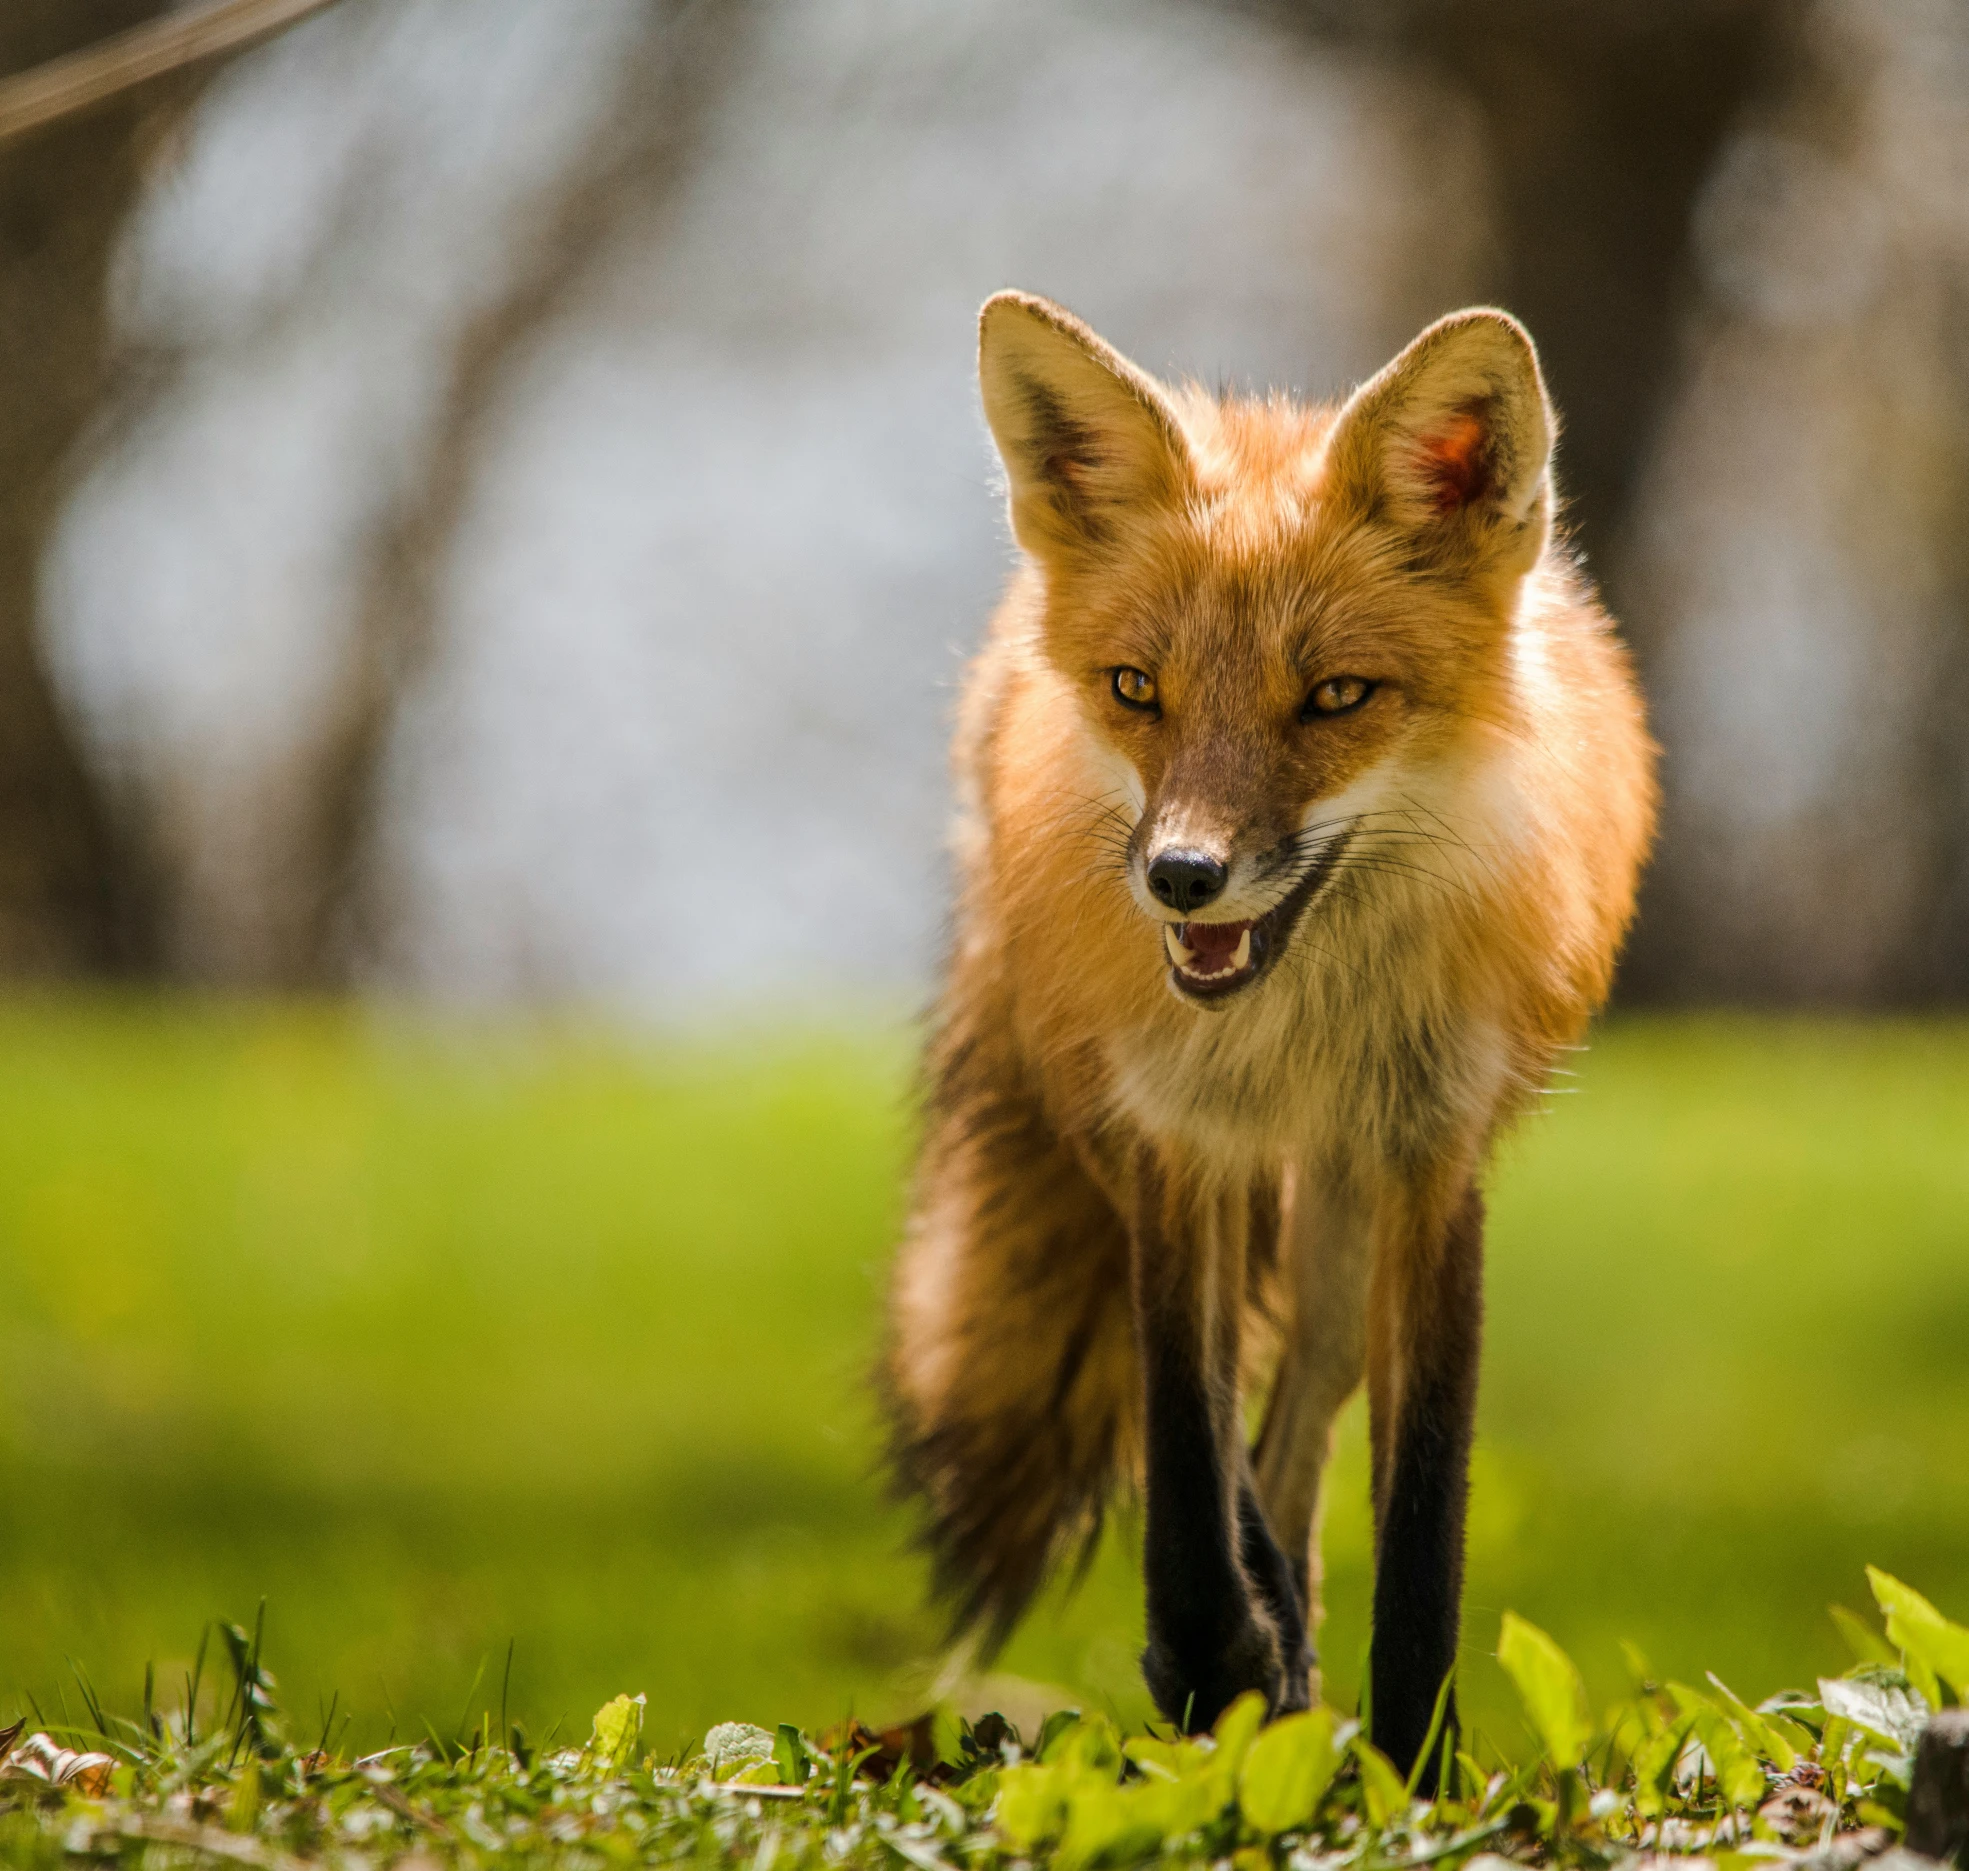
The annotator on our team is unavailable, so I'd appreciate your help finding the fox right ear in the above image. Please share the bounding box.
[978,292,1194,564]
[1321,308,1555,580]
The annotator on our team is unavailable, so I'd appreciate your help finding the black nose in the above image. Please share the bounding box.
[1146,849,1227,914]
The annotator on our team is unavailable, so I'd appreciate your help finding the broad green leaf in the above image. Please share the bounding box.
[995,1762,1069,1850]
[1866,1745,1917,1793]
[1058,1715,1125,1778]
[1497,1611,1590,1767]
[1054,1780,1164,1871]
[1707,1673,1797,1772]
[1135,1764,1225,1839]
[1238,1709,1341,1836]
[1868,1568,1969,1701]
[1817,1673,1929,1752]
[1695,1709,1766,1809]
[1211,1693,1266,1781]
[1001,1717,1136,1857]
[701,1719,774,1778]
[1123,1735,1208,1782]
[1037,1710,1085,1761]
[1123,1722,1235,1836]
[590,1693,646,1767]
[1904,1652,1946,1713]
[773,1723,810,1787]
[1762,1709,1819,1759]
[1351,1734,1411,1829]
[1631,1716,1693,1818]
[929,1706,965,1769]
[726,1758,785,1786]
[1667,1687,1768,1810]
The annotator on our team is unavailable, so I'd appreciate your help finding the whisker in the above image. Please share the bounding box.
[1325,856,1478,902]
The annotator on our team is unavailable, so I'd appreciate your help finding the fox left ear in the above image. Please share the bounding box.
[978,291,1195,567]
[1322,308,1554,579]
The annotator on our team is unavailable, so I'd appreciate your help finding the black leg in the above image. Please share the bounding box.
[1369,1182,1483,1786]
[1133,1172,1282,1730]
[1238,1471,1312,1712]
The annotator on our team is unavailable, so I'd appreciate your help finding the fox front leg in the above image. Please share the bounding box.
[1238,1465,1313,1711]
[1366,1178,1484,1786]
[1131,1166,1305,1729]
[1253,1166,1373,1689]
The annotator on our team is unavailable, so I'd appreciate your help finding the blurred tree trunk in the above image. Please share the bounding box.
[0,3,181,974]
[1293,0,1780,581]
[1411,1,1780,579]
[1609,0,1969,1004]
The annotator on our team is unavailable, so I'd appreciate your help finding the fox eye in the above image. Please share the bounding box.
[1302,676,1374,720]
[1111,667,1159,713]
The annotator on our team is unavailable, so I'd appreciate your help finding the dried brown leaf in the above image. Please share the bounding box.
[818,1713,951,1785]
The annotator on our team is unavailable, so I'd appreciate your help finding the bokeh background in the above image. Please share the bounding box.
[2,0,1966,1756]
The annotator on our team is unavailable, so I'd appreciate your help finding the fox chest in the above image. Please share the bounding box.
[1097,983,1502,1175]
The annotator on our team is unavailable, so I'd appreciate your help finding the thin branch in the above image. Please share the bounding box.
[0,0,345,150]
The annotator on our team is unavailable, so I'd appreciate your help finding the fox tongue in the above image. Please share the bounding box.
[1182,920,1251,969]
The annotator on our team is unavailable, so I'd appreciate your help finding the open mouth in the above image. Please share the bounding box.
[1158,837,1348,1004]
[1163,918,1261,996]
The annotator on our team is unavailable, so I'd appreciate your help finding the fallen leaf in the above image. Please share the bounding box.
[0,1733,116,1795]
[819,1713,951,1784]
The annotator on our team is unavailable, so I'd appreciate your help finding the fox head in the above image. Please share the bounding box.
[977,291,1558,1006]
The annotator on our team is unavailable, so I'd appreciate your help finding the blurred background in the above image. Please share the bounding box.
[1,0,1966,1756]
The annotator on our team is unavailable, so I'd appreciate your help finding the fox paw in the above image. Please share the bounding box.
[1276,1641,1315,1716]
[1142,1616,1287,1731]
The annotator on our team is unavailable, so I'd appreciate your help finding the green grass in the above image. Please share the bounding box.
[3,1581,1965,1871]
[0,997,1965,1760]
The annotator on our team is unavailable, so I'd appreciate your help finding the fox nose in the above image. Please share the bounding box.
[1146,849,1227,915]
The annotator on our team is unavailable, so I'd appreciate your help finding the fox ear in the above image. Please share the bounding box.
[1322,308,1554,577]
[979,291,1194,563]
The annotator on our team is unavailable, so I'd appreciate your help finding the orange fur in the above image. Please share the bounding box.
[884,293,1657,1731]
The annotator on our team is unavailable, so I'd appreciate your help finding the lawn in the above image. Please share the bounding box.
[0,997,1964,1759]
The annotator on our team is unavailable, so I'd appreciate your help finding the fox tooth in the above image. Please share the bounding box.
[1232,929,1251,971]
[1164,926,1196,968]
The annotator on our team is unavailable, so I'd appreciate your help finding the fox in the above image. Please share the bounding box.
[883,291,1656,1778]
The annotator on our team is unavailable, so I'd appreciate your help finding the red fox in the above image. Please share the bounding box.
[884,293,1656,1776]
